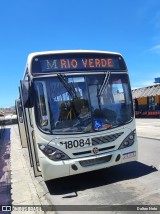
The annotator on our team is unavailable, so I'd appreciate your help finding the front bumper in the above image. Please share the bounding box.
[40,144,138,181]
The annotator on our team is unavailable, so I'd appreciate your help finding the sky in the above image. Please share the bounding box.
[0,0,160,108]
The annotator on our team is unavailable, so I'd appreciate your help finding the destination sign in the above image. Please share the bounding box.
[32,53,126,74]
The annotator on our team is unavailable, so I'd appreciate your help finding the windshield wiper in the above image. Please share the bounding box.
[57,73,78,99]
[98,71,111,97]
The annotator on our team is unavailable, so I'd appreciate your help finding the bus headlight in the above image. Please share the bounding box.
[118,130,136,149]
[38,144,70,161]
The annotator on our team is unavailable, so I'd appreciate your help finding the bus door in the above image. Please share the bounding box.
[19,85,33,168]
[20,80,41,177]
[15,99,27,148]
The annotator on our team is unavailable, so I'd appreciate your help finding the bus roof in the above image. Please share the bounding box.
[27,50,122,62]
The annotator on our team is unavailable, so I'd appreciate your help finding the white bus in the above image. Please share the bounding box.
[16,50,138,181]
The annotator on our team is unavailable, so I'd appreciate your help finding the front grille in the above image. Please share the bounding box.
[73,146,115,156]
[79,155,112,167]
[92,132,123,145]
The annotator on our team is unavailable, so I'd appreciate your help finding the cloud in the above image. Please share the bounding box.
[154,73,160,77]
[150,45,160,54]
[141,80,155,87]
[131,80,156,89]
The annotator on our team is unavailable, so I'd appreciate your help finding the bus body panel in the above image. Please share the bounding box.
[16,50,138,181]
[18,82,41,176]
[24,107,42,177]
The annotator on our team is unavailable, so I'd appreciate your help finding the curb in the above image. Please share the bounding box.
[10,125,55,214]
[137,135,160,141]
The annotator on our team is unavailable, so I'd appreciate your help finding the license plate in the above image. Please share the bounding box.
[123,151,136,159]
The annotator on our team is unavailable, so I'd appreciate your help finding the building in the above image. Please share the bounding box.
[132,78,160,118]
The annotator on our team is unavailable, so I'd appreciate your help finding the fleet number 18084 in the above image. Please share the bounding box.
[60,138,91,149]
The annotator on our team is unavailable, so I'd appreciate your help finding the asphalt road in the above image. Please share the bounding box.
[44,137,160,214]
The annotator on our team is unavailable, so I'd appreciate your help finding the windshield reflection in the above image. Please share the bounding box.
[34,73,133,134]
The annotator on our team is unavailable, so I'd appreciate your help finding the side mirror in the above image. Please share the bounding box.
[21,80,34,108]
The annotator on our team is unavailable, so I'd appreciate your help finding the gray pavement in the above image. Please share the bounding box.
[0,126,54,214]
[136,118,160,140]
[10,125,53,214]
[0,118,159,213]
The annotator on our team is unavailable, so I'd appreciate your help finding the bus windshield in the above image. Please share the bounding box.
[34,73,133,134]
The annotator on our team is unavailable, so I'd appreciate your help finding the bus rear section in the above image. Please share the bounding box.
[17,50,138,181]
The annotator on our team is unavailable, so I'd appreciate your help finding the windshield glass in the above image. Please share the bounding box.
[34,73,133,134]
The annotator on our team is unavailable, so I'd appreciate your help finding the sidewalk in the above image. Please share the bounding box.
[0,127,11,214]
[136,118,160,140]
[6,125,54,214]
